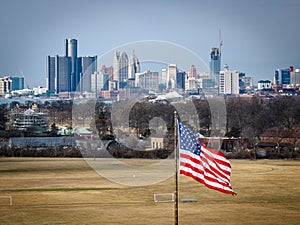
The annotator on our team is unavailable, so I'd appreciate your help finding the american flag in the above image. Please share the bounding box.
[178,120,235,195]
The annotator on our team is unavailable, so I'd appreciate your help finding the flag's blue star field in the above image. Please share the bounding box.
[178,121,201,156]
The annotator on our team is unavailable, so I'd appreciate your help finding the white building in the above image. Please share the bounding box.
[0,76,12,96]
[128,51,140,79]
[113,51,128,89]
[290,68,300,85]
[186,77,197,90]
[11,88,34,97]
[257,80,272,90]
[9,108,48,132]
[135,70,159,91]
[161,69,168,87]
[150,137,164,150]
[33,86,47,95]
[167,64,177,89]
[219,65,239,95]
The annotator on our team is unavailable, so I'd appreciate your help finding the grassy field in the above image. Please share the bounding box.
[0,158,300,225]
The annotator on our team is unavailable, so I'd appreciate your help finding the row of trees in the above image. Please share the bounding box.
[1,96,300,158]
[93,96,300,158]
[226,96,300,150]
[226,96,300,137]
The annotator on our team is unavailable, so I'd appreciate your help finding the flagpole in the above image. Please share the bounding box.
[174,111,179,225]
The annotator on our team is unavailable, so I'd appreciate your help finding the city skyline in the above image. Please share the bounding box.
[1,0,300,87]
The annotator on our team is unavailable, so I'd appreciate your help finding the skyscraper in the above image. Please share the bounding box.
[189,65,196,78]
[0,76,12,96]
[219,65,239,95]
[101,65,114,82]
[135,70,159,91]
[56,55,71,93]
[11,77,24,91]
[128,51,140,79]
[274,68,291,85]
[290,68,300,85]
[46,56,56,93]
[47,38,97,94]
[161,69,168,87]
[176,71,187,91]
[91,71,110,96]
[167,64,177,89]
[65,38,78,91]
[210,47,221,76]
[113,51,128,89]
[79,56,97,92]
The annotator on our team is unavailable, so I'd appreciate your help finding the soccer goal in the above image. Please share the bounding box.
[153,193,174,203]
[0,196,12,206]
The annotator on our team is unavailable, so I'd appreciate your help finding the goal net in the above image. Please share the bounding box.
[153,193,174,203]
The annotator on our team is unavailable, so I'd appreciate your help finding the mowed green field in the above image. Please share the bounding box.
[0,158,300,225]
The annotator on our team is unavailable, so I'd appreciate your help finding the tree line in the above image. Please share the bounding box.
[1,96,300,159]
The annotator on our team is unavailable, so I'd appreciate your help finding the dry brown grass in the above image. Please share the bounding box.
[0,158,300,225]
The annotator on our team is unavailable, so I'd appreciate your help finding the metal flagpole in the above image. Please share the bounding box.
[174,111,179,225]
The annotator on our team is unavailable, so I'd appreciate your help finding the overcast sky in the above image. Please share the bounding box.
[0,0,300,87]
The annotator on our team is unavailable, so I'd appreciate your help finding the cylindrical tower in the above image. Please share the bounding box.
[65,38,77,58]
[65,38,78,91]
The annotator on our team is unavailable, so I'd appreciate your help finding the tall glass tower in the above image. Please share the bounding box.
[65,38,78,91]
[209,48,221,74]
[46,56,56,92]
[209,47,221,86]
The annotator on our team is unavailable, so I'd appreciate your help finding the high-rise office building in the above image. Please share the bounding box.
[187,77,196,90]
[161,69,168,87]
[91,71,110,94]
[239,73,253,92]
[128,51,140,79]
[189,65,196,78]
[47,39,97,93]
[274,68,291,85]
[79,56,97,92]
[65,38,78,91]
[101,65,114,82]
[167,64,177,89]
[290,67,300,85]
[219,65,239,95]
[210,47,221,78]
[46,56,56,92]
[135,70,159,91]
[281,68,290,85]
[56,55,71,93]
[209,47,221,94]
[0,76,12,96]
[176,71,187,91]
[11,77,24,91]
[113,51,128,89]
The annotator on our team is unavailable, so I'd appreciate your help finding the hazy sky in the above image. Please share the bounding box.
[0,0,300,87]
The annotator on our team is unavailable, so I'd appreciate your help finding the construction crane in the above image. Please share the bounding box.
[219,29,223,56]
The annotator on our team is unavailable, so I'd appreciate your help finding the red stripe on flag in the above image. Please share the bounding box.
[180,170,235,195]
[180,161,230,186]
[180,152,231,182]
